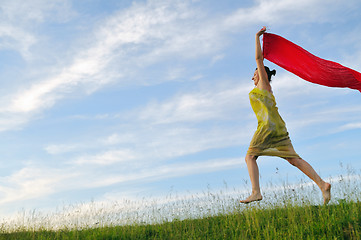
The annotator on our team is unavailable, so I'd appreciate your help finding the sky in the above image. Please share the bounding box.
[0,0,360,218]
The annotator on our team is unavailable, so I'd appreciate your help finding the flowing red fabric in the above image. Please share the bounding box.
[263,33,361,92]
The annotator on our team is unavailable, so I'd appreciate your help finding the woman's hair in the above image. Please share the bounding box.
[256,66,276,82]
[264,66,276,82]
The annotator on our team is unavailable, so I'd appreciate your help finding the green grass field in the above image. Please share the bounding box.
[1,168,360,239]
[0,200,360,239]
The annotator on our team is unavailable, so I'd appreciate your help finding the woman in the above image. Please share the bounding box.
[240,27,331,204]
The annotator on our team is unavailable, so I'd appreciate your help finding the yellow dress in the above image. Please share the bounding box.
[247,87,300,158]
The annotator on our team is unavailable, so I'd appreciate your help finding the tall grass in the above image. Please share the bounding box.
[1,199,360,239]
[1,168,361,239]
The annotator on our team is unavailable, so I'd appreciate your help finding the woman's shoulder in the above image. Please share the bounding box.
[250,87,274,98]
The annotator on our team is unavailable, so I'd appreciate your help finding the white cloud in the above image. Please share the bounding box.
[0,0,75,59]
[0,0,75,23]
[0,112,32,131]
[0,156,243,207]
[137,83,251,124]
[0,166,79,204]
[45,144,81,155]
[210,54,225,66]
[44,133,137,156]
[88,157,244,188]
[75,149,137,166]
[335,122,361,132]
[100,133,137,146]
[223,0,357,29]
[58,124,249,167]
[0,24,36,58]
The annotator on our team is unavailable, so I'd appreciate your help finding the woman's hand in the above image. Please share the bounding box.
[256,26,267,37]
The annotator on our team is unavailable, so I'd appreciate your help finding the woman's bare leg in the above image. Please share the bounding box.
[285,157,331,204]
[240,154,263,203]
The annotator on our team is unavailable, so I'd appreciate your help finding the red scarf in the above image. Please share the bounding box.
[263,33,361,92]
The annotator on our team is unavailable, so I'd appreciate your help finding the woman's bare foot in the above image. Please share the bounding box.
[240,192,263,204]
[322,182,331,204]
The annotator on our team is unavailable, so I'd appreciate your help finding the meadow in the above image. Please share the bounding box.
[0,167,360,239]
[1,199,360,239]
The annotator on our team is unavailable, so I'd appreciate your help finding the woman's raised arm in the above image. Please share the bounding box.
[255,27,272,92]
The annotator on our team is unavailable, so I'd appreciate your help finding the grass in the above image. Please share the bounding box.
[0,200,360,239]
[1,170,361,239]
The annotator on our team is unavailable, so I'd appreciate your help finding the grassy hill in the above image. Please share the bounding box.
[1,199,360,239]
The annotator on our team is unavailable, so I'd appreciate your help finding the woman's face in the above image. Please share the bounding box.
[252,70,259,86]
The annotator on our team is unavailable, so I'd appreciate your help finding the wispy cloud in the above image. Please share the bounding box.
[82,157,244,189]
[0,156,243,206]
[0,0,75,58]
[0,0,75,23]
[136,83,251,124]
[335,122,361,133]
[75,149,137,166]
[224,0,358,28]
[0,166,79,205]
[0,24,36,59]
[45,143,83,155]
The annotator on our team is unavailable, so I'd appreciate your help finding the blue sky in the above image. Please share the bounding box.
[0,0,360,217]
